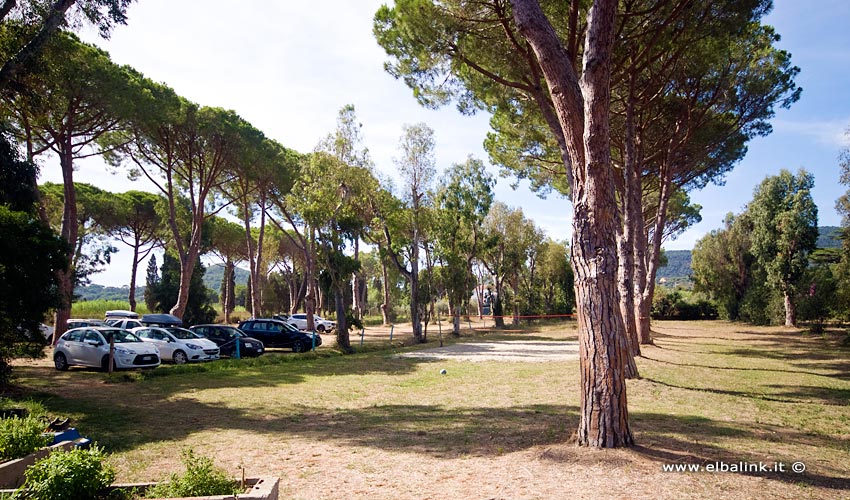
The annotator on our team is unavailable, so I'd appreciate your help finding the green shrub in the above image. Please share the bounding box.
[144,448,239,498]
[0,416,50,461]
[16,446,115,500]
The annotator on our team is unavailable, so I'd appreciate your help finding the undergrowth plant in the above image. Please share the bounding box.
[15,446,115,500]
[144,448,239,498]
[0,416,50,461]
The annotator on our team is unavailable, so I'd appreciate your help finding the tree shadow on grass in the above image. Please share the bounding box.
[640,354,840,379]
[15,383,850,492]
[642,377,849,406]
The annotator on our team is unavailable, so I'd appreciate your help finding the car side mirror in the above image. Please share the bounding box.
[85,340,101,346]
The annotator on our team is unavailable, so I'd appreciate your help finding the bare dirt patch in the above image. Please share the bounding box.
[396,340,580,362]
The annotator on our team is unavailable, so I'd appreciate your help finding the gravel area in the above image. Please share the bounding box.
[396,340,580,362]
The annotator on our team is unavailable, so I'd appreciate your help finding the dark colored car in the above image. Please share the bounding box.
[189,325,264,357]
[237,319,321,352]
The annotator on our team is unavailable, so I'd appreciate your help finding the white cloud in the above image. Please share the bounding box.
[772,118,850,147]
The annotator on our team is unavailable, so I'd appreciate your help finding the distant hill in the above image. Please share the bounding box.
[656,250,693,288]
[655,226,841,288]
[76,284,145,302]
[202,263,250,292]
[816,226,842,249]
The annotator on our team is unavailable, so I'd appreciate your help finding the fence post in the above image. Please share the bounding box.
[389,324,394,341]
[312,330,316,351]
[234,336,241,359]
[360,328,365,347]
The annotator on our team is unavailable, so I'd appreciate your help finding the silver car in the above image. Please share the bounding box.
[131,326,220,364]
[53,327,160,371]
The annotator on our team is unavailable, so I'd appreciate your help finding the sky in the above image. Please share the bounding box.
[39,0,850,287]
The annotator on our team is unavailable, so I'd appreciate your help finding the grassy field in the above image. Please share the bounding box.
[4,320,849,499]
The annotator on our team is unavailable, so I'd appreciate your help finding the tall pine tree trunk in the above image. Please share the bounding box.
[513,0,633,447]
[128,235,140,312]
[52,138,77,341]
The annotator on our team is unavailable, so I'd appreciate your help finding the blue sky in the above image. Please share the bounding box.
[40,0,850,286]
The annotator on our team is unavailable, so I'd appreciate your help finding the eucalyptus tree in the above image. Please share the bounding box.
[316,104,374,319]
[433,156,495,335]
[118,88,242,320]
[748,169,818,327]
[2,32,150,335]
[0,0,132,91]
[285,151,379,352]
[97,190,164,311]
[537,239,574,315]
[692,213,756,321]
[480,202,542,328]
[379,123,436,343]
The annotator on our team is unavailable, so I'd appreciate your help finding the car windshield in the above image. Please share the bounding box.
[102,329,142,343]
[281,323,300,332]
[221,327,245,339]
[166,328,202,340]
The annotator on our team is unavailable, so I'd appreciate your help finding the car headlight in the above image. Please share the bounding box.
[114,347,132,355]
[185,343,203,350]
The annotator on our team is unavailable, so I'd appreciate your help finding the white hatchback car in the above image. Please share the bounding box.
[131,326,220,364]
[53,327,160,371]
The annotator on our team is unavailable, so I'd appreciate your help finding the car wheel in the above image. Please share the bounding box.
[54,353,69,371]
[292,340,305,353]
[317,325,326,333]
[172,350,188,365]
[101,355,117,373]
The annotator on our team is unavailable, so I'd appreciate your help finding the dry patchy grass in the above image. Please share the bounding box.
[6,319,850,499]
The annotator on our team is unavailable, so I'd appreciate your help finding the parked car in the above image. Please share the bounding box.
[104,318,143,329]
[141,313,183,327]
[237,319,321,352]
[104,310,139,321]
[287,313,336,333]
[131,326,220,364]
[53,327,160,371]
[39,323,54,341]
[189,325,264,357]
[66,319,104,329]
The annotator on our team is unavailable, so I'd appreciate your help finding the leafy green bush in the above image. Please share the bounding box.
[651,290,718,321]
[0,416,50,461]
[144,448,239,498]
[15,446,115,500]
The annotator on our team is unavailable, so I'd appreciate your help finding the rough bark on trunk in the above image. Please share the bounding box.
[617,84,640,357]
[512,0,633,448]
[52,139,77,341]
[638,162,673,344]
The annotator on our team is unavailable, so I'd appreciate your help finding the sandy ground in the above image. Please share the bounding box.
[396,340,580,362]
